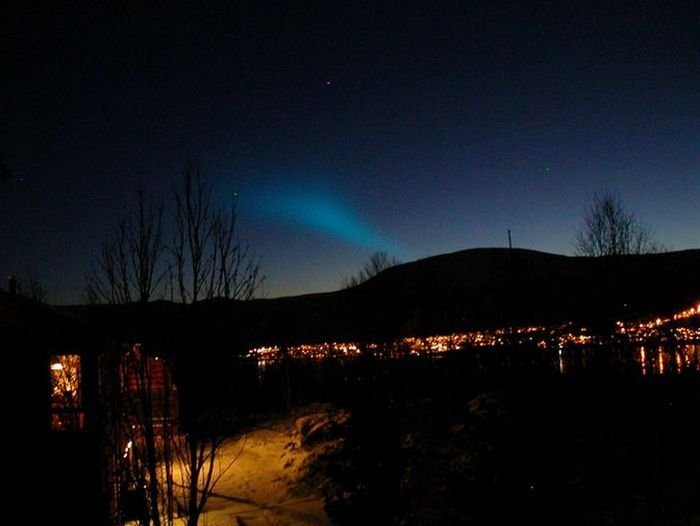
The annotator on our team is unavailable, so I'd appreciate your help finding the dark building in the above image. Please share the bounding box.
[1,290,103,524]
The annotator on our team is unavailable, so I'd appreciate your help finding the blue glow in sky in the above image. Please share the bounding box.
[2,3,700,303]
[248,179,404,255]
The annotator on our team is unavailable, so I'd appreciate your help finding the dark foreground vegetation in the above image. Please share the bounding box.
[251,350,700,525]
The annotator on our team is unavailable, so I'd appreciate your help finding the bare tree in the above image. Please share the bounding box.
[210,205,263,300]
[171,161,264,302]
[343,251,401,288]
[130,187,166,302]
[172,409,239,526]
[89,165,262,524]
[574,190,661,257]
[85,186,165,303]
[168,163,263,522]
[102,342,238,526]
[84,189,169,523]
[15,269,48,303]
[86,220,131,304]
[171,164,214,303]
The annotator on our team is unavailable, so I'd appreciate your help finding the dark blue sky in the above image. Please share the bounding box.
[2,2,699,304]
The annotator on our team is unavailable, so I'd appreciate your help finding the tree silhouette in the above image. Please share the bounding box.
[15,270,48,303]
[85,163,263,303]
[170,161,263,303]
[343,251,401,288]
[85,185,166,303]
[86,163,263,524]
[574,190,660,257]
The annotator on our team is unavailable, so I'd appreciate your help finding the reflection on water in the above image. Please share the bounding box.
[555,344,700,376]
[558,347,564,374]
[249,344,700,383]
[650,344,700,375]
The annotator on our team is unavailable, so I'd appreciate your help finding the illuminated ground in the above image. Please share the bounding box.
[195,409,331,526]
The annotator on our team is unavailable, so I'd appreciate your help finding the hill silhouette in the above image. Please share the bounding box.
[239,248,700,345]
[13,247,697,349]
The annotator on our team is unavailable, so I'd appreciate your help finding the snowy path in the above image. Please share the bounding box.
[198,419,330,526]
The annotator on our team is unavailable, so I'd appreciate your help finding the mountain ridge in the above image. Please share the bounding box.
[238,247,700,345]
[10,247,698,349]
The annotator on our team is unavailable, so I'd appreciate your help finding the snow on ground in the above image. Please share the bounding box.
[196,407,334,526]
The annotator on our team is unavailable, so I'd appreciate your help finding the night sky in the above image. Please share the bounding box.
[2,2,699,304]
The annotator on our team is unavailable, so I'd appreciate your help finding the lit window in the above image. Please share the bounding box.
[49,354,84,431]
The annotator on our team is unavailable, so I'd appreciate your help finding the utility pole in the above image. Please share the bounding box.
[507,229,512,249]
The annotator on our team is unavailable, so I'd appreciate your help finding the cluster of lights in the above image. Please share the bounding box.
[554,330,594,347]
[247,325,588,363]
[247,302,700,364]
[247,342,362,361]
[123,440,133,459]
[673,304,700,321]
[671,327,700,340]
[615,303,700,343]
